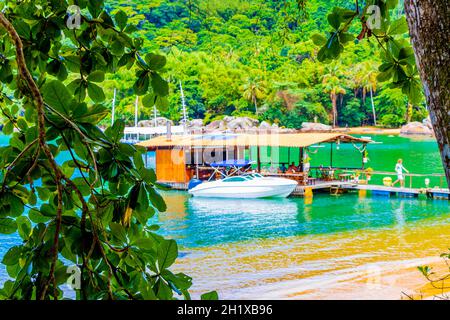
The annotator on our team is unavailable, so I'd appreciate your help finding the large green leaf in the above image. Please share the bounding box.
[16,216,32,240]
[201,291,219,300]
[87,70,105,83]
[105,120,125,143]
[76,104,109,124]
[42,80,73,115]
[311,33,326,46]
[148,187,167,212]
[145,53,167,71]
[133,71,150,96]
[388,17,409,35]
[157,239,178,271]
[0,218,17,234]
[115,10,128,31]
[1,246,21,265]
[110,222,127,243]
[87,82,106,103]
[151,73,169,96]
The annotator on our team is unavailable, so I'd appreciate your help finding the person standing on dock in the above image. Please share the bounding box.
[393,159,409,188]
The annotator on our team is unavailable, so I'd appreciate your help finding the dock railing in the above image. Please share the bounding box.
[264,167,447,189]
[337,169,446,189]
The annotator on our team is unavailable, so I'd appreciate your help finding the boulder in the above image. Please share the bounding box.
[301,122,332,132]
[187,119,204,128]
[422,116,433,130]
[206,120,225,130]
[259,121,272,129]
[227,117,259,130]
[137,120,154,127]
[400,121,433,135]
[222,116,235,123]
[138,117,173,127]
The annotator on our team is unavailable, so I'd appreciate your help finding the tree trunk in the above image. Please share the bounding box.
[331,94,337,127]
[404,0,450,186]
[370,86,377,126]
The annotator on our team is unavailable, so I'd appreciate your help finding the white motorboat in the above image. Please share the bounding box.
[188,173,298,199]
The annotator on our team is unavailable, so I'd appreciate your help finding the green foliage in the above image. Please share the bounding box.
[0,0,216,300]
[98,0,425,129]
[313,0,424,106]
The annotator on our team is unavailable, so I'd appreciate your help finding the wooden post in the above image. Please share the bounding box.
[145,149,148,168]
[299,147,304,172]
[330,143,333,167]
[257,146,261,172]
[362,143,367,169]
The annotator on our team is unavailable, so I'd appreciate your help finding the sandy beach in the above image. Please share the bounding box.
[174,218,450,300]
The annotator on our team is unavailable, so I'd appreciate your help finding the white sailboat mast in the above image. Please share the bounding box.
[179,81,187,133]
[134,96,139,127]
[111,88,117,126]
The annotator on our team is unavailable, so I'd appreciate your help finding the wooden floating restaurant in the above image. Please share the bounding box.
[137,132,375,194]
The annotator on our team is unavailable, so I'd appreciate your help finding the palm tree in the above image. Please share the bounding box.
[353,62,378,125]
[242,76,266,114]
[321,64,347,127]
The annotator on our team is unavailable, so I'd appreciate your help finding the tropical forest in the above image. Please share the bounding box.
[100,0,426,129]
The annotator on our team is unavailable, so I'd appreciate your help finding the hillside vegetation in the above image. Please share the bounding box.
[105,0,426,128]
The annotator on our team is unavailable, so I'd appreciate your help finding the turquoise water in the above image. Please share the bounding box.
[0,133,448,291]
[156,192,450,248]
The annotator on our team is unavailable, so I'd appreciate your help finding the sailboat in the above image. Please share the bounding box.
[118,81,189,143]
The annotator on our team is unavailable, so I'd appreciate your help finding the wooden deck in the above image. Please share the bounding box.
[156,180,449,201]
[426,188,450,200]
[342,184,421,197]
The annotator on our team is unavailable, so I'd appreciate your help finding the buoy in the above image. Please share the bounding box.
[304,187,313,198]
[383,177,392,186]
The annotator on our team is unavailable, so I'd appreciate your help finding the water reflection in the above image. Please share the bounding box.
[154,192,450,249]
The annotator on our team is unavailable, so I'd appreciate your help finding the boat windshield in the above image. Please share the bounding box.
[243,173,263,179]
[222,176,251,182]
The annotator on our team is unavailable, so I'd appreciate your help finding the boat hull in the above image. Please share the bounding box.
[188,178,298,199]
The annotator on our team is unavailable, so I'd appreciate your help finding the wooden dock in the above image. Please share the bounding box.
[157,179,449,200]
[426,188,450,200]
[342,184,422,197]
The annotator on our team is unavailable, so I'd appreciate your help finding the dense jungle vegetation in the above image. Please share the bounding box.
[102,0,426,128]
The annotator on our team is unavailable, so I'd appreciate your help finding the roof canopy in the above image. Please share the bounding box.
[137,133,371,149]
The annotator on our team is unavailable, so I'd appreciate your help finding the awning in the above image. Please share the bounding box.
[137,133,371,149]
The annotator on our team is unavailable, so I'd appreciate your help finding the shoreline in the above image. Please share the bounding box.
[337,127,401,135]
[173,217,450,300]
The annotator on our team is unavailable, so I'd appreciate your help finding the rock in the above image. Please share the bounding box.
[187,119,204,128]
[138,117,173,127]
[137,120,154,127]
[400,122,433,135]
[301,122,332,132]
[422,116,433,130]
[206,120,225,130]
[222,116,235,123]
[227,117,259,130]
[259,121,272,129]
